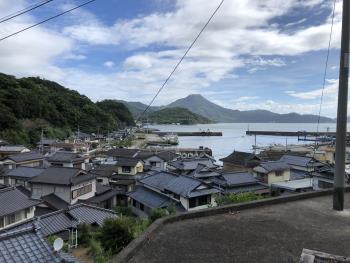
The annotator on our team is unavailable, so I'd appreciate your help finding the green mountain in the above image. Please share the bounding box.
[167,94,335,123]
[143,107,213,124]
[0,73,134,145]
[117,100,160,117]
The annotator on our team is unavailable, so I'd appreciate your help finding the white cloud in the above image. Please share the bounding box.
[286,79,338,99]
[104,61,115,68]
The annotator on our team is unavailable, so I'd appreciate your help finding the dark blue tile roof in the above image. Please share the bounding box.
[140,172,178,191]
[0,226,80,263]
[127,186,173,209]
[6,167,45,180]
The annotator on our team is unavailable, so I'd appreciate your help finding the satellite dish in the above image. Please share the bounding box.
[53,237,64,252]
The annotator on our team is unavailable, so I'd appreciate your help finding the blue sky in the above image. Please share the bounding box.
[0,0,344,117]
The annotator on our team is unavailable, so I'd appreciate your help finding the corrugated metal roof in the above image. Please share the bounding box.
[127,186,173,209]
[0,226,80,263]
[0,187,40,217]
[0,146,28,153]
[271,178,313,191]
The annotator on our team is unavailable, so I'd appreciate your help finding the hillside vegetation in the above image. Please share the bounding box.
[0,73,134,146]
[142,107,213,124]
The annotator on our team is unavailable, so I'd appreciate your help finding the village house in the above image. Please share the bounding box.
[271,178,314,194]
[0,225,80,263]
[29,167,96,204]
[37,138,59,154]
[1,167,45,189]
[46,151,89,170]
[137,150,177,171]
[253,161,290,186]
[0,187,40,230]
[0,145,30,158]
[167,157,218,175]
[130,171,219,217]
[279,154,323,173]
[50,142,89,153]
[0,152,44,170]
[220,151,261,172]
[210,171,269,195]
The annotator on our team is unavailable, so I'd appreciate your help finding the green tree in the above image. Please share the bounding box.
[97,218,133,254]
[215,192,262,206]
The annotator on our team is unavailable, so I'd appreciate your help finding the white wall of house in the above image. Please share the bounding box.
[267,170,290,185]
[0,206,35,230]
[143,156,165,171]
[71,179,96,204]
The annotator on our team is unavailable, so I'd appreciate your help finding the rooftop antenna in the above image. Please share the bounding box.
[334,0,349,211]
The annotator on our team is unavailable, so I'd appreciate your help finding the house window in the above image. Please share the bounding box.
[0,217,3,228]
[122,166,131,173]
[140,203,144,211]
[72,184,93,199]
[132,199,137,207]
[32,185,42,196]
[275,171,283,177]
[189,198,196,208]
[7,214,16,225]
[198,195,211,206]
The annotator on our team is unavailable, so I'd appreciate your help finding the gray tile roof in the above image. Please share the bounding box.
[42,193,69,210]
[0,145,28,153]
[279,155,313,167]
[29,167,94,186]
[2,204,117,236]
[0,187,40,217]
[47,151,85,163]
[140,172,178,191]
[258,161,290,173]
[107,148,139,158]
[6,152,44,163]
[0,226,80,263]
[222,172,258,186]
[164,176,202,197]
[115,157,140,167]
[127,186,174,209]
[6,167,45,180]
[169,158,217,171]
[68,203,118,226]
[220,151,261,167]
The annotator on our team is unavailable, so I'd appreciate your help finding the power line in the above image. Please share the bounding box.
[316,0,337,133]
[0,0,97,42]
[135,0,225,122]
[0,0,54,24]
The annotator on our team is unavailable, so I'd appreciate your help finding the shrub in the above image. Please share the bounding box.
[96,218,133,254]
[78,223,93,245]
[88,239,111,263]
[150,208,168,223]
[215,192,262,206]
[114,206,134,217]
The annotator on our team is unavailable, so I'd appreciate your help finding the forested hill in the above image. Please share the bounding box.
[0,73,134,145]
[142,107,213,124]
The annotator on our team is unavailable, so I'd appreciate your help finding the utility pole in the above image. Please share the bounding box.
[334,0,350,211]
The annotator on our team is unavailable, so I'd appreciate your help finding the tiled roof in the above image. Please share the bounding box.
[29,167,94,186]
[279,155,313,167]
[68,203,118,226]
[6,152,44,162]
[0,146,28,153]
[258,161,290,173]
[47,151,85,163]
[165,176,202,197]
[107,148,139,158]
[155,151,177,161]
[0,187,40,217]
[127,186,174,209]
[219,151,260,166]
[2,204,117,236]
[169,158,217,171]
[0,226,80,263]
[211,172,258,187]
[115,157,140,167]
[6,167,45,180]
[140,172,178,191]
[42,193,69,210]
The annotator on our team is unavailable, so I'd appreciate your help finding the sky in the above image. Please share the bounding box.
[0,0,345,117]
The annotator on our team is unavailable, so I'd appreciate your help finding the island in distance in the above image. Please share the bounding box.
[119,94,335,124]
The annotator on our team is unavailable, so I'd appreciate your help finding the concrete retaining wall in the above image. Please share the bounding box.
[112,187,349,263]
